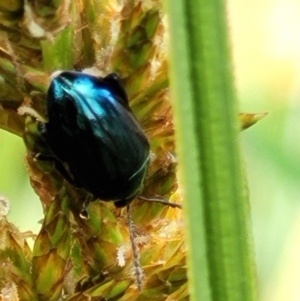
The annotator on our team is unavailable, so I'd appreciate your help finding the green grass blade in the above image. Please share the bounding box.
[165,1,258,301]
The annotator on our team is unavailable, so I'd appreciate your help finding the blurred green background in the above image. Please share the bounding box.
[229,0,300,300]
[0,0,300,300]
[0,130,42,234]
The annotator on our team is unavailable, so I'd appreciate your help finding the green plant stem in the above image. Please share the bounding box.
[165,1,257,301]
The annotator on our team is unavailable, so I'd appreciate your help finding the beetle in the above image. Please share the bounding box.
[39,71,150,208]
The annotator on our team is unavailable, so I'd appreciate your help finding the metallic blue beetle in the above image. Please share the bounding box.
[39,71,150,207]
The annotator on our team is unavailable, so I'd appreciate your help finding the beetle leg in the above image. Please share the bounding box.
[79,198,92,219]
[127,204,143,291]
[35,152,78,187]
[138,196,182,209]
[37,121,46,134]
[113,195,136,208]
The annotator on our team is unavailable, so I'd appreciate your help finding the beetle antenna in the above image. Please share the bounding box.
[127,204,143,291]
[138,196,182,209]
